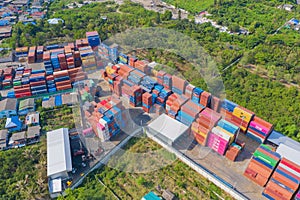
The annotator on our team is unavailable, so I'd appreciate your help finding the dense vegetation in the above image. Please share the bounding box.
[59,137,233,200]
[0,140,48,199]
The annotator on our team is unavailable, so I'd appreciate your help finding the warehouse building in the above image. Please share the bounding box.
[47,128,72,179]
[147,114,189,146]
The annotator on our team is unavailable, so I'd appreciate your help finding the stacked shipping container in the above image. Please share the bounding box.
[86,31,101,47]
[244,144,281,186]
[263,158,300,200]
[27,46,36,63]
[247,116,274,143]
[79,46,97,73]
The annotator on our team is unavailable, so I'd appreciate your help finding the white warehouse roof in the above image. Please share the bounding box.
[47,128,72,177]
[276,143,300,166]
[148,114,189,142]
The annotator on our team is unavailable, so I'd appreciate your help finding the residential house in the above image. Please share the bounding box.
[62,93,78,106]
[162,190,176,200]
[47,18,64,25]
[18,98,35,115]
[42,96,55,108]
[25,112,39,126]
[0,129,8,150]
[0,98,17,118]
[27,125,40,144]
[0,25,12,38]
[9,131,26,147]
[5,116,23,132]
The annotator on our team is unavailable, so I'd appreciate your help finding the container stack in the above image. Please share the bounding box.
[14,68,32,98]
[86,31,101,47]
[172,75,187,95]
[200,91,211,107]
[220,99,237,114]
[163,73,172,89]
[128,69,146,85]
[51,53,60,72]
[30,70,47,95]
[263,158,300,200]
[157,88,172,107]
[177,100,204,126]
[246,116,273,144]
[113,75,123,96]
[0,69,3,89]
[216,119,239,144]
[231,106,254,132]
[140,76,157,92]
[121,79,135,103]
[129,85,142,107]
[295,190,300,200]
[142,92,153,113]
[43,51,52,75]
[157,71,166,85]
[75,38,89,49]
[134,60,149,74]
[79,46,97,73]
[117,63,134,78]
[128,56,137,67]
[210,96,221,112]
[46,75,56,93]
[184,84,195,99]
[166,94,188,119]
[65,49,75,69]
[244,144,281,187]
[27,46,36,63]
[225,142,243,162]
[191,87,203,104]
[58,53,68,70]
[68,67,86,83]
[192,108,221,146]
[118,53,128,64]
[74,51,81,67]
[53,70,71,91]
[13,67,23,87]
[15,47,28,58]
[36,46,44,61]
[3,68,14,89]
[208,127,232,156]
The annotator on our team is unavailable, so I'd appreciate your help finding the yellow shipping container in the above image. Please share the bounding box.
[232,107,253,122]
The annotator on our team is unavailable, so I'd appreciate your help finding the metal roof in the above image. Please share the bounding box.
[276,143,300,166]
[19,98,35,111]
[27,126,41,138]
[47,128,72,177]
[148,114,189,142]
[267,130,300,151]
[0,98,17,111]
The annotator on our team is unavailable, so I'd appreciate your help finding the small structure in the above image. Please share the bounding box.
[282,4,294,11]
[42,97,55,108]
[142,191,161,200]
[49,178,62,197]
[0,129,8,150]
[147,114,189,146]
[162,190,176,200]
[27,125,41,143]
[0,25,12,38]
[25,112,40,126]
[5,116,23,132]
[62,93,78,106]
[18,98,35,115]
[47,18,64,25]
[9,131,26,147]
[0,98,17,118]
[47,128,72,179]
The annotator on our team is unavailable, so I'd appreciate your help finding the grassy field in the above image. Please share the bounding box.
[60,136,233,200]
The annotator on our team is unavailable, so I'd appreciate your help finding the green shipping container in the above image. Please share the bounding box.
[253,150,278,167]
[13,81,21,86]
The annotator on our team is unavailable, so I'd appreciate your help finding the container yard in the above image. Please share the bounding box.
[1,30,300,200]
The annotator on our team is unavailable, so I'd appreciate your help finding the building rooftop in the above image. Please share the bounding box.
[62,93,78,105]
[42,97,55,108]
[162,190,175,200]
[47,128,72,177]
[0,98,17,111]
[276,143,300,166]
[5,116,22,129]
[0,129,8,140]
[148,114,189,143]
[25,112,39,125]
[10,131,26,141]
[27,125,40,138]
[49,178,62,193]
[19,98,35,111]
